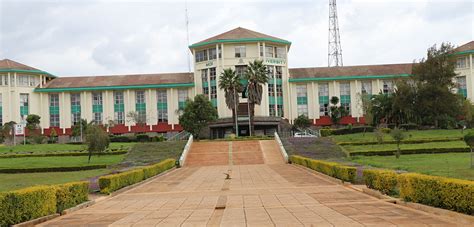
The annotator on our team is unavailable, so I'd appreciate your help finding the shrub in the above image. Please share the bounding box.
[363,169,398,195]
[348,147,470,156]
[398,173,474,215]
[136,134,151,142]
[54,182,89,213]
[399,123,418,130]
[463,131,474,148]
[381,128,391,134]
[331,126,374,135]
[320,128,333,137]
[110,135,136,142]
[290,155,356,183]
[0,165,107,173]
[98,159,176,194]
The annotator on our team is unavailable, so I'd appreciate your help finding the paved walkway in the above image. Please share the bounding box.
[41,140,463,226]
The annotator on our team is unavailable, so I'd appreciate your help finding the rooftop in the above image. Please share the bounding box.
[0,59,54,77]
[454,41,474,54]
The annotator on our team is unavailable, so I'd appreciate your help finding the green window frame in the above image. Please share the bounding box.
[19,93,29,117]
[92,92,103,113]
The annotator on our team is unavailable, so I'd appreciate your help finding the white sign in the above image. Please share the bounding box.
[15,124,24,135]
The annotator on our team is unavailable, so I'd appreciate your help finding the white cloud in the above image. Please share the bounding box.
[0,0,472,76]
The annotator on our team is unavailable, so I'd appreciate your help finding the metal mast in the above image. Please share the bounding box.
[328,0,343,67]
[185,0,191,72]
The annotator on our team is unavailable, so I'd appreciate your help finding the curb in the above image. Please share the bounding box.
[12,214,60,227]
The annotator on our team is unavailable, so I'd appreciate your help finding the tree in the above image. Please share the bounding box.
[371,93,394,126]
[71,119,90,141]
[25,114,41,130]
[329,96,348,126]
[127,111,147,126]
[390,127,406,159]
[463,131,474,168]
[85,124,110,163]
[49,128,58,143]
[359,93,373,135]
[1,121,16,143]
[293,115,311,130]
[179,94,218,140]
[219,68,243,134]
[244,60,268,135]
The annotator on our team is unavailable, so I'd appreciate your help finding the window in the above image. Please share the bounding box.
[318,83,329,116]
[340,82,351,114]
[361,81,372,95]
[20,93,29,117]
[209,48,217,60]
[114,91,125,124]
[276,84,283,97]
[277,104,283,117]
[49,94,60,127]
[201,69,208,84]
[269,105,276,116]
[383,80,393,94]
[135,91,146,123]
[276,47,286,58]
[235,45,246,58]
[10,75,15,86]
[268,84,275,96]
[29,76,39,87]
[296,84,308,116]
[267,66,274,79]
[210,86,217,99]
[92,92,103,124]
[157,90,168,123]
[456,57,468,69]
[195,50,208,62]
[265,46,274,58]
[201,69,209,96]
[259,44,264,57]
[218,46,222,58]
[178,89,188,110]
[235,66,247,78]
[457,76,467,98]
[275,66,282,79]
[203,87,209,97]
[18,75,29,86]
[0,75,7,86]
[209,68,216,81]
[70,93,81,125]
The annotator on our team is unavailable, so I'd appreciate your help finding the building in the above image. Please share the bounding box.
[0,28,472,139]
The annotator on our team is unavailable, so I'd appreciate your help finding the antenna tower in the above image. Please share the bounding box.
[328,0,343,67]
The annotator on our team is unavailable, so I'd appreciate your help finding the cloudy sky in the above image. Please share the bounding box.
[0,0,472,77]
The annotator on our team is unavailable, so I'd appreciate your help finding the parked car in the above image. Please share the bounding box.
[294,132,317,137]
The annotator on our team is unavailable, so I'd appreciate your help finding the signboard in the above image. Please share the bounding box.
[15,124,24,135]
[265,58,286,65]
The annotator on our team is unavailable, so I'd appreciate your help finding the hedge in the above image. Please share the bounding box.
[290,155,356,183]
[363,169,398,196]
[398,173,474,215]
[0,181,89,226]
[99,158,176,194]
[337,137,462,146]
[0,164,107,173]
[0,150,127,159]
[349,147,470,156]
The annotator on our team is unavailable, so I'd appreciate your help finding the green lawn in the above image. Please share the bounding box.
[351,153,474,180]
[333,129,469,143]
[123,141,186,166]
[0,169,111,192]
[0,142,135,154]
[343,141,468,153]
[0,155,124,169]
[281,137,346,161]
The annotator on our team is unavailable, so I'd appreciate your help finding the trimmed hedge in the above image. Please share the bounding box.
[338,137,462,146]
[290,155,356,183]
[0,150,127,159]
[398,173,474,215]
[0,181,89,226]
[363,169,398,196]
[349,147,469,156]
[99,159,176,194]
[332,126,375,135]
[0,164,107,173]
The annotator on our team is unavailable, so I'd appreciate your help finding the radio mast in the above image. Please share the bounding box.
[185,0,191,72]
[328,0,343,67]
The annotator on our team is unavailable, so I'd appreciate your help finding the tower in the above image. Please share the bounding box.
[328,0,343,67]
[185,0,191,72]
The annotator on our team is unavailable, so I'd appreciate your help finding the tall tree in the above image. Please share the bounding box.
[179,94,218,139]
[219,68,243,134]
[244,60,268,135]
[85,124,110,163]
[329,96,348,126]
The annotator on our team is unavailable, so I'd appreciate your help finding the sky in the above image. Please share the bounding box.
[0,0,472,77]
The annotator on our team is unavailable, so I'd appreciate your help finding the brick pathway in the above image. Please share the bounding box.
[40,140,463,226]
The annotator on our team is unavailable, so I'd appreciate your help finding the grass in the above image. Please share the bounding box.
[281,137,346,161]
[0,142,135,154]
[123,141,186,166]
[351,153,474,181]
[332,129,470,143]
[0,169,111,192]
[0,155,124,169]
[343,141,468,153]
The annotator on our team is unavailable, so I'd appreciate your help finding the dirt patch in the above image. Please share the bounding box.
[281,137,346,161]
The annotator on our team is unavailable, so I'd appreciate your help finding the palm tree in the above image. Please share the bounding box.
[244,60,269,135]
[219,68,243,134]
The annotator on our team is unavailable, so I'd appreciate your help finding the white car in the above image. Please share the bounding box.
[294,132,317,137]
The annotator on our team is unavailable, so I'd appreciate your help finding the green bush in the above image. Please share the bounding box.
[463,131,474,148]
[398,173,474,215]
[381,128,391,134]
[363,169,398,195]
[320,129,333,137]
[136,134,151,142]
[98,159,176,194]
[337,137,461,146]
[290,155,356,183]
[0,181,89,226]
[331,126,374,135]
[109,135,137,142]
[54,181,89,213]
[348,147,470,156]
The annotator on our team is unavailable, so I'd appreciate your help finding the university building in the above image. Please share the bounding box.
[0,27,472,138]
